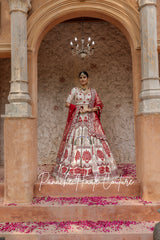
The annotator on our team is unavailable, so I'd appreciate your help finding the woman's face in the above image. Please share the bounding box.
[79,74,88,86]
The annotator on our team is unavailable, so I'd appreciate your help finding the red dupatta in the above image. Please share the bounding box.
[88,88,106,140]
[56,103,80,162]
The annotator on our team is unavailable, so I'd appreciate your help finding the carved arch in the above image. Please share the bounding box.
[27,0,140,52]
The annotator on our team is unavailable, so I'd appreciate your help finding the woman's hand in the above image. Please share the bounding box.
[87,108,93,113]
[65,102,70,108]
[79,106,98,114]
[79,106,92,113]
[80,106,85,114]
[87,107,98,113]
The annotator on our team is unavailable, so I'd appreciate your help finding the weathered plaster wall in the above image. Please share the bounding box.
[38,20,135,164]
[0,58,10,165]
[0,0,11,44]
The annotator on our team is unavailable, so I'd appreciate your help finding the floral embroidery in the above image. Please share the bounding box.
[53,87,119,181]
[99,166,105,174]
[97,150,104,161]
[78,117,83,122]
[102,141,111,157]
[61,167,68,173]
[75,168,81,174]
[82,150,92,163]
[81,169,87,176]
[63,149,68,160]
[88,168,92,175]
[106,166,110,172]
[69,168,74,174]
[84,116,88,122]
[75,151,81,162]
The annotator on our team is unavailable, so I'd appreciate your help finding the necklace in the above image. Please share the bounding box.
[80,87,88,91]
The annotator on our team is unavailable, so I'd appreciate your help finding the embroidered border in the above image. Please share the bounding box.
[88,88,106,140]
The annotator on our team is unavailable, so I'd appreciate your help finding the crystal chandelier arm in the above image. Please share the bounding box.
[69,18,95,58]
[92,41,95,49]
[70,41,73,48]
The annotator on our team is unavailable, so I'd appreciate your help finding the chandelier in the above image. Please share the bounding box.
[70,18,95,58]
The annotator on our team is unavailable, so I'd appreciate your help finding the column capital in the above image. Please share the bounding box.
[137,0,157,9]
[8,0,31,14]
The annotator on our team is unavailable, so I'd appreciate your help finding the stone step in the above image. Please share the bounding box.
[0,232,154,240]
[35,163,138,197]
[0,177,140,199]
[34,177,140,197]
[0,164,138,198]
[0,220,155,240]
[0,196,160,222]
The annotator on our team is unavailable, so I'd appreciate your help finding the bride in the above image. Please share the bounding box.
[53,71,119,182]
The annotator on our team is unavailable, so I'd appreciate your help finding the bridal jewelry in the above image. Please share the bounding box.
[81,87,88,91]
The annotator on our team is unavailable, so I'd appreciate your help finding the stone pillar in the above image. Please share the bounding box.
[138,0,160,113]
[4,118,37,203]
[5,0,31,117]
[2,0,37,204]
[135,0,160,201]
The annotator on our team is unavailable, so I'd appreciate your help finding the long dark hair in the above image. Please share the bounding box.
[79,71,89,78]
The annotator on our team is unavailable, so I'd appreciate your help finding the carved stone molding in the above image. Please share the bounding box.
[139,99,160,113]
[27,0,140,51]
[136,0,140,7]
[8,0,31,14]
[138,0,157,9]
[0,43,11,56]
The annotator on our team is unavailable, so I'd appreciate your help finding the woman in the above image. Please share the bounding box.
[53,71,119,182]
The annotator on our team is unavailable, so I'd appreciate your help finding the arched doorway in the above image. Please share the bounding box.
[3,0,160,203]
[37,18,135,168]
[27,1,140,111]
[28,1,140,180]
[27,0,140,174]
[8,0,146,204]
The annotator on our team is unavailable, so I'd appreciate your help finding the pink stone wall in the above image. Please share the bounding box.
[38,20,135,164]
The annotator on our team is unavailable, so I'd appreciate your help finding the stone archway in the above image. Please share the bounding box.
[28,0,141,185]
[27,0,140,52]
[4,0,143,203]
[27,0,141,169]
[3,0,160,204]
[27,0,140,118]
[37,18,135,165]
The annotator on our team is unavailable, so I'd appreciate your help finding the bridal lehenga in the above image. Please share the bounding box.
[53,87,119,182]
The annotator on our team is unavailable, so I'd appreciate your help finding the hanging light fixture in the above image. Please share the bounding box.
[70,18,95,58]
